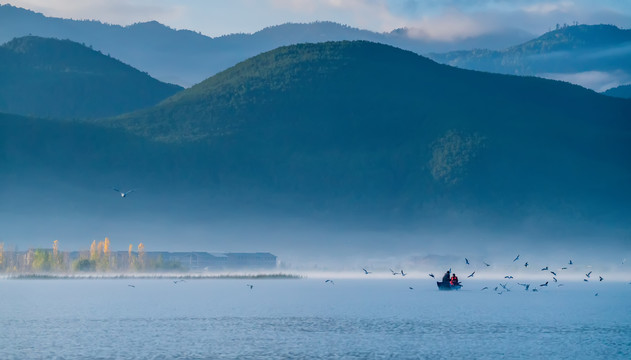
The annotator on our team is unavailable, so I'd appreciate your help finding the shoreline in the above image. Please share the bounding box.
[1,273,302,280]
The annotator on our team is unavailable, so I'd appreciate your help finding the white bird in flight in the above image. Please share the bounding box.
[114,188,135,197]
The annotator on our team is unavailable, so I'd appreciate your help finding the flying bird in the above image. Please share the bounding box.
[401,270,407,277]
[325,279,335,285]
[513,255,520,262]
[553,277,558,283]
[561,267,568,270]
[483,262,491,267]
[569,260,573,265]
[114,188,135,198]
[409,287,414,290]
[127,284,135,288]
[504,276,513,279]
[541,266,549,271]
[465,258,470,265]
[362,268,372,275]
[595,293,599,297]
[467,271,475,278]
[481,287,489,291]
[586,271,592,278]
[390,269,400,275]
[532,288,539,292]
[550,271,557,276]
[540,282,548,287]
[517,283,530,291]
[429,273,435,278]
[524,262,528,268]
[599,276,603,282]
[494,286,498,291]
[583,279,589,282]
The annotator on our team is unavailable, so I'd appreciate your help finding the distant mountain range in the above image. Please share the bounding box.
[428,24,631,92]
[603,84,631,98]
[0,3,534,87]
[0,36,182,119]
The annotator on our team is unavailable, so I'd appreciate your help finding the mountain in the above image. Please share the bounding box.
[101,41,631,224]
[0,4,534,87]
[0,36,182,119]
[603,84,631,98]
[427,25,631,92]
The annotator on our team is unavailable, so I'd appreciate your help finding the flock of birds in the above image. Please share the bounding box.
[320,255,627,297]
[462,256,610,296]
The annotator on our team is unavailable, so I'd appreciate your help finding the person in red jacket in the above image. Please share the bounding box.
[450,273,459,286]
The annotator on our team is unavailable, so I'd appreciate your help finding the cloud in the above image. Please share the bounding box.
[404,10,491,41]
[539,70,631,92]
[522,1,573,15]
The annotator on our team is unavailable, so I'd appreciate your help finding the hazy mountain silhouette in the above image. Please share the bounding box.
[603,84,631,98]
[428,24,631,91]
[0,36,182,119]
[0,4,534,87]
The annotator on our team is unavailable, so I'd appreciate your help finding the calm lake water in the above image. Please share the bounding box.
[1,278,630,359]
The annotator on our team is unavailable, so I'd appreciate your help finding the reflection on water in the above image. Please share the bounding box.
[1,279,630,359]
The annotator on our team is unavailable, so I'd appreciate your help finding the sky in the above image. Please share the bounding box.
[6,0,631,41]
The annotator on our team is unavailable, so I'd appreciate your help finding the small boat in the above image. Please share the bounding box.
[437,281,462,290]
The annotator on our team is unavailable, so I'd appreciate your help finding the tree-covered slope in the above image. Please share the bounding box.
[603,84,631,99]
[0,36,182,119]
[105,41,631,220]
[427,25,631,90]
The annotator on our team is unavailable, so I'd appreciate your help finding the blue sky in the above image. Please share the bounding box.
[7,0,631,40]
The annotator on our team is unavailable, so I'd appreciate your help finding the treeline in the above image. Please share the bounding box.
[0,239,183,273]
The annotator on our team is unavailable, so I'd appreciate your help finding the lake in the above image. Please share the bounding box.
[1,278,630,359]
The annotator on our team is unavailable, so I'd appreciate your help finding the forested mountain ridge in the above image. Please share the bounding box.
[0,36,182,119]
[95,41,631,221]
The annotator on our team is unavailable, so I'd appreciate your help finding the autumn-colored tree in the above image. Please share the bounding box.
[51,239,65,271]
[90,240,97,260]
[97,241,103,256]
[53,240,59,258]
[0,243,4,269]
[103,237,110,255]
[138,243,145,269]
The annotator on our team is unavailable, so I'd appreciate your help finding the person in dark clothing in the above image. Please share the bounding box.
[442,270,451,283]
